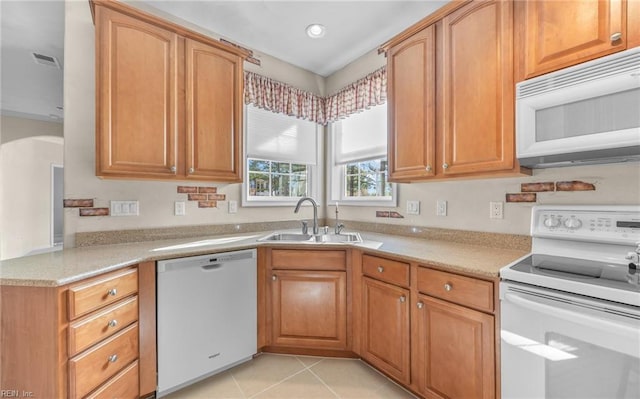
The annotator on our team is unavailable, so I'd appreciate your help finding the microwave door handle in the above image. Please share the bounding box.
[504,292,638,337]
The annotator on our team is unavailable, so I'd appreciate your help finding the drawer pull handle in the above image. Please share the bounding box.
[399,295,406,303]
[107,288,118,296]
[107,319,118,328]
[108,354,118,363]
[444,283,453,292]
[610,32,622,42]
[377,266,384,273]
[417,301,424,309]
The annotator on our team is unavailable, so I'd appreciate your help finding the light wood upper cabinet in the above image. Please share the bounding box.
[439,0,514,175]
[93,1,246,182]
[515,0,630,80]
[95,7,178,178]
[185,39,243,181]
[387,25,436,181]
[384,0,525,182]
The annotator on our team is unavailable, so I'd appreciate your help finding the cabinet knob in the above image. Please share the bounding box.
[377,266,384,273]
[189,167,195,174]
[107,288,117,296]
[417,301,424,309]
[170,165,177,173]
[442,163,449,169]
[108,354,118,363]
[444,283,453,292]
[107,319,118,328]
[425,165,432,172]
[272,275,277,281]
[611,32,622,42]
[399,295,406,303]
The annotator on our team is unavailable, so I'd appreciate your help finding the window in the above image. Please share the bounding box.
[243,105,321,206]
[329,103,396,206]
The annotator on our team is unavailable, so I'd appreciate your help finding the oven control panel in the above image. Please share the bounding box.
[532,206,640,244]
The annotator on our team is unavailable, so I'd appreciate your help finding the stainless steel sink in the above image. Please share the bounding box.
[258,232,362,244]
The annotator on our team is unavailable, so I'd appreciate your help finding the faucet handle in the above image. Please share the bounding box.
[335,223,345,235]
[301,221,308,235]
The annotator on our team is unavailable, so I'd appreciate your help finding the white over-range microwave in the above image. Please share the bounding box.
[516,46,640,168]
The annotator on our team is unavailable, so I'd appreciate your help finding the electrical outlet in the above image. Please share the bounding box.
[174,201,186,216]
[490,201,504,219]
[407,200,420,215]
[436,200,447,216]
[228,200,238,214]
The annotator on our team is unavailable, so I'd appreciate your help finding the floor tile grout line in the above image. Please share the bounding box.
[229,371,248,399]
[306,366,342,399]
[247,361,315,398]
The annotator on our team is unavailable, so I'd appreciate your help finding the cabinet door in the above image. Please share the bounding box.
[270,270,347,350]
[440,0,514,176]
[516,0,626,80]
[96,7,178,178]
[628,0,640,49]
[387,25,436,181]
[415,294,495,399]
[361,277,410,385]
[185,39,243,182]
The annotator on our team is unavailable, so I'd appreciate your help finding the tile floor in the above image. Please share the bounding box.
[163,353,417,399]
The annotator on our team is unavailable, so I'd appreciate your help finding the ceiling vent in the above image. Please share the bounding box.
[32,52,61,69]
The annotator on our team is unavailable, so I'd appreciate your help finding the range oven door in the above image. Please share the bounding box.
[500,281,640,399]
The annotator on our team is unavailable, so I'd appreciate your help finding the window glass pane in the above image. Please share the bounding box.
[247,158,309,200]
[249,159,270,172]
[343,158,391,199]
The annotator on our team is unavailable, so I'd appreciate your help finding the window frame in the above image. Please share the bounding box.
[242,106,323,207]
[327,116,397,207]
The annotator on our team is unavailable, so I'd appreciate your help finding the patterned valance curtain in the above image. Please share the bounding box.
[243,66,387,125]
[244,72,326,124]
[325,66,386,123]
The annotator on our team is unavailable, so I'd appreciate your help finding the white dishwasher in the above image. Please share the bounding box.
[156,249,257,397]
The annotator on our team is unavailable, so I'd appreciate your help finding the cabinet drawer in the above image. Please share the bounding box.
[85,360,139,399]
[271,249,346,271]
[68,296,138,356]
[362,255,410,288]
[417,268,494,313]
[69,323,139,399]
[68,268,138,319]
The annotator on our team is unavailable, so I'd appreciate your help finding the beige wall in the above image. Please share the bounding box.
[63,0,640,247]
[0,115,63,144]
[0,136,64,260]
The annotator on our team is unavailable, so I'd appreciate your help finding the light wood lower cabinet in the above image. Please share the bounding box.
[415,294,495,399]
[0,262,157,399]
[361,277,410,385]
[261,248,350,353]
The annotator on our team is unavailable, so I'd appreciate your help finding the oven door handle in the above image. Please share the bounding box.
[504,292,639,337]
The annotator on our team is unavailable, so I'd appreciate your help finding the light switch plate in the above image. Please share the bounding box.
[436,200,448,216]
[406,200,420,215]
[228,200,238,214]
[110,200,139,216]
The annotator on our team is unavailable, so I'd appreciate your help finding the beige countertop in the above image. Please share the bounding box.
[0,230,530,287]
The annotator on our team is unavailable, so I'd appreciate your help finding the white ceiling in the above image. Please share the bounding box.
[0,0,448,122]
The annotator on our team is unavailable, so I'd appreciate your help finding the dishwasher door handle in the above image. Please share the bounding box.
[202,263,223,271]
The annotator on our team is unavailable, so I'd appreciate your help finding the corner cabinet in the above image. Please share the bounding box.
[93,0,246,182]
[262,248,350,353]
[514,0,638,81]
[385,0,526,182]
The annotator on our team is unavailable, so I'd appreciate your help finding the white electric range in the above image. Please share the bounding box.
[500,205,640,399]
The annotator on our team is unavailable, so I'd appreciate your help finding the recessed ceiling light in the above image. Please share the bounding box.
[306,24,326,39]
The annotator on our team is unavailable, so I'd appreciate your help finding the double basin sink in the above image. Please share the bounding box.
[258,231,362,244]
